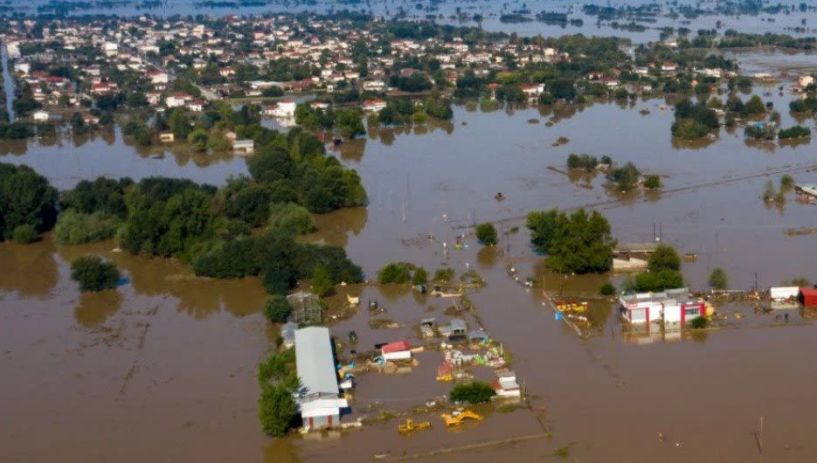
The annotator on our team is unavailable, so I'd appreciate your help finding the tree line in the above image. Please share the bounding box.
[0,127,367,290]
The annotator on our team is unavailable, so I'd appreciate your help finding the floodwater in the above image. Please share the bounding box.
[11,0,817,44]
[6,56,817,461]
[0,127,249,189]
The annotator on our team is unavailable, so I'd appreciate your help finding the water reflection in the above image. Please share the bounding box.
[52,239,269,319]
[332,138,366,162]
[0,240,59,297]
[305,207,368,248]
[263,439,301,463]
[476,246,500,269]
[0,128,249,189]
[120,255,268,319]
[74,289,123,328]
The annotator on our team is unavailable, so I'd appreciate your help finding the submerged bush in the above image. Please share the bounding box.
[643,175,662,189]
[600,282,616,296]
[449,381,496,404]
[709,267,728,290]
[12,224,38,244]
[566,153,598,171]
[70,255,120,292]
[475,222,498,246]
[378,262,414,284]
[689,316,708,329]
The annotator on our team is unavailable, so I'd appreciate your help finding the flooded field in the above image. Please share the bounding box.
[5,58,817,461]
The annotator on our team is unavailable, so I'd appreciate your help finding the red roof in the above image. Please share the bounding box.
[381,340,411,353]
[801,287,817,306]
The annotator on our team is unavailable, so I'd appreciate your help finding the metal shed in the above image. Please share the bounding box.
[294,327,347,430]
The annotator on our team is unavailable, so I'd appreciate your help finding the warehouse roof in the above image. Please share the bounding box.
[295,327,339,399]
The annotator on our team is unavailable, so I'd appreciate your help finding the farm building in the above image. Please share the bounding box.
[493,370,521,398]
[381,340,412,361]
[439,318,467,340]
[295,327,348,431]
[619,288,707,327]
[800,288,817,307]
[287,291,322,325]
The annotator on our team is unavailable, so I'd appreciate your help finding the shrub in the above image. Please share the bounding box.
[633,269,684,292]
[378,262,413,284]
[264,295,292,323]
[70,255,120,292]
[475,222,498,246]
[745,124,774,140]
[778,125,811,140]
[643,175,662,189]
[54,210,120,245]
[566,153,598,171]
[449,381,496,404]
[12,224,38,243]
[709,267,728,290]
[600,282,616,296]
[781,175,795,189]
[607,162,641,191]
[311,264,333,296]
[433,267,455,282]
[689,316,708,329]
[412,267,429,286]
[745,95,766,114]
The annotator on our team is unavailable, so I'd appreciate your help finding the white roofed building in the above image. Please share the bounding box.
[295,327,347,431]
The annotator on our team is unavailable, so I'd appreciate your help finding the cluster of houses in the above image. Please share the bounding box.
[1,15,764,133]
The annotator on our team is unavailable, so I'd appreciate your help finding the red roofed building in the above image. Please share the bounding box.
[381,340,412,361]
[800,287,817,307]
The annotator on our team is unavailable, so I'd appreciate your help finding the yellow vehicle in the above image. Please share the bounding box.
[555,301,588,313]
[440,409,483,426]
[436,373,454,382]
[398,419,431,433]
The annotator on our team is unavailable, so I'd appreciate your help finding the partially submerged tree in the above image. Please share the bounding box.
[709,267,728,290]
[526,208,616,274]
[475,222,498,246]
[449,381,496,404]
[70,255,120,292]
[378,262,414,284]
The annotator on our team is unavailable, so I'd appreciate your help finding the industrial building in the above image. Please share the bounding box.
[294,327,348,431]
[619,288,707,327]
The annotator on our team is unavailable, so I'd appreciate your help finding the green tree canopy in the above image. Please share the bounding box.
[70,255,120,292]
[527,208,616,274]
[0,163,58,240]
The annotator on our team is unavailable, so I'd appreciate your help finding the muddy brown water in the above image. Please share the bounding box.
[5,74,817,461]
